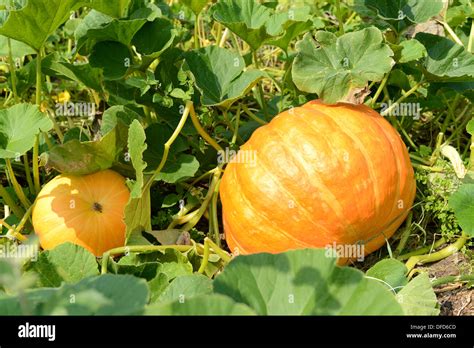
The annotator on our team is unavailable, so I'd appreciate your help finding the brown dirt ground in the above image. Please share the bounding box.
[419,253,473,316]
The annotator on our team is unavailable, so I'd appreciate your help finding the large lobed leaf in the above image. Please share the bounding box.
[213,249,403,315]
[41,123,127,175]
[148,249,404,315]
[0,274,148,315]
[185,46,266,107]
[353,0,444,32]
[146,293,256,315]
[211,0,312,51]
[42,53,103,91]
[366,258,408,291]
[0,103,53,159]
[416,33,474,82]
[74,10,146,54]
[0,0,87,51]
[292,27,394,103]
[156,274,212,304]
[181,0,209,16]
[211,0,275,50]
[0,35,35,58]
[24,243,99,288]
[449,182,474,236]
[396,273,440,315]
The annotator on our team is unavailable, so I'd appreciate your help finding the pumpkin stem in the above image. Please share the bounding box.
[92,202,103,213]
[405,232,469,277]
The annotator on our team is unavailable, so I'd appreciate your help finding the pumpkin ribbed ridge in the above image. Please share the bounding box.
[220,100,416,257]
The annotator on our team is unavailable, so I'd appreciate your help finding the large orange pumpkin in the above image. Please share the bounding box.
[220,100,416,258]
[32,169,130,256]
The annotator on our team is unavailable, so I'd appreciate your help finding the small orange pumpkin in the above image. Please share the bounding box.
[32,169,130,256]
[220,100,416,258]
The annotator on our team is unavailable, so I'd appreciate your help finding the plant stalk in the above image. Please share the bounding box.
[194,13,201,49]
[32,135,41,194]
[380,81,424,117]
[393,212,412,257]
[182,169,222,231]
[431,274,474,287]
[189,103,224,152]
[5,159,31,210]
[0,183,25,218]
[22,154,35,194]
[7,38,19,102]
[144,101,192,191]
[335,0,344,35]
[252,51,269,120]
[405,232,469,274]
[397,237,446,261]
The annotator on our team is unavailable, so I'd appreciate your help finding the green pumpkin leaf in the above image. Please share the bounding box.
[0,35,35,58]
[0,274,149,315]
[0,103,53,159]
[363,0,444,22]
[354,0,444,32]
[366,259,408,292]
[62,127,90,143]
[101,105,143,134]
[42,54,103,91]
[213,249,403,315]
[467,119,474,136]
[156,154,200,184]
[185,46,266,107]
[115,262,159,281]
[396,39,427,63]
[181,0,209,16]
[266,7,314,52]
[148,273,169,303]
[0,0,86,51]
[89,41,132,80]
[75,10,146,55]
[125,120,151,241]
[416,33,474,81]
[147,229,186,245]
[396,273,440,315]
[0,259,17,294]
[154,249,194,280]
[143,123,188,170]
[449,183,474,236]
[211,0,276,51]
[41,123,127,175]
[131,18,176,59]
[127,120,147,197]
[446,0,473,28]
[292,27,394,104]
[145,293,256,315]
[24,243,99,288]
[104,80,143,108]
[89,0,132,18]
[157,274,213,304]
[124,190,151,242]
[212,1,318,52]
